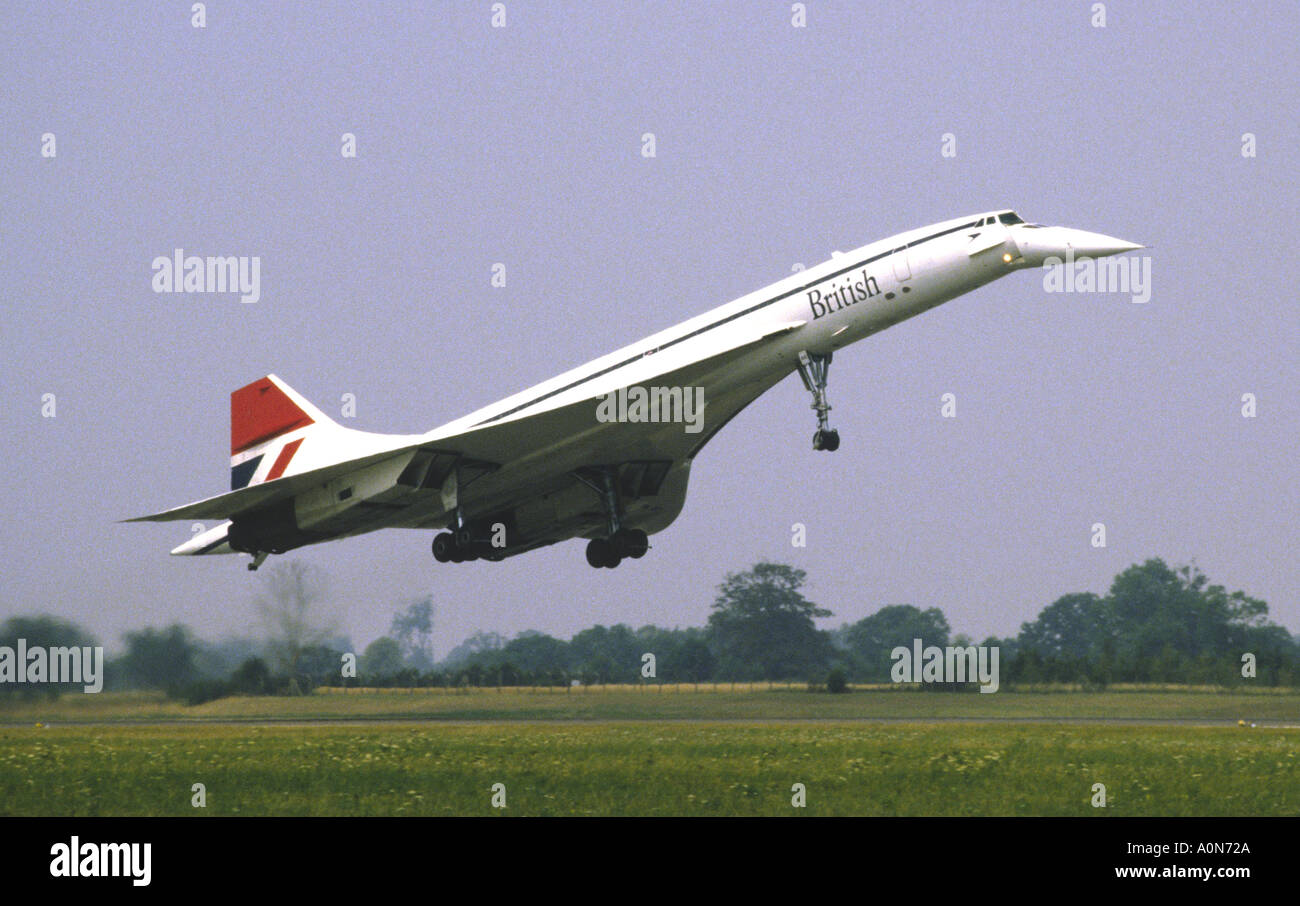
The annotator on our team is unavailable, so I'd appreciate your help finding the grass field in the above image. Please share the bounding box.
[2,685,1298,723]
[0,722,1295,816]
[1,688,1295,816]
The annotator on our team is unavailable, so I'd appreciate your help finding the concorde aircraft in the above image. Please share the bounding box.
[129,211,1142,570]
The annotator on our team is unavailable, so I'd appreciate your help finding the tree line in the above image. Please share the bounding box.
[375,559,1296,689]
[1,557,1295,701]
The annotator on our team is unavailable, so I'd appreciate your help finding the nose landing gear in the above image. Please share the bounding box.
[813,427,840,452]
[796,350,839,451]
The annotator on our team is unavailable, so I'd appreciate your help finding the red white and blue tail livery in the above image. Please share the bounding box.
[230,376,322,490]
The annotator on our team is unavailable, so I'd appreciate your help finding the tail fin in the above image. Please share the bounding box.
[230,375,336,490]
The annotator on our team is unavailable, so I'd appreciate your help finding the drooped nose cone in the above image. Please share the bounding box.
[1011,224,1144,266]
[1059,228,1144,258]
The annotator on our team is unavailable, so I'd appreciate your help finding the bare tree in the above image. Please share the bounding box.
[253,560,334,677]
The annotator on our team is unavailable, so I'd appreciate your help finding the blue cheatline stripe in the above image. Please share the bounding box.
[231,455,263,490]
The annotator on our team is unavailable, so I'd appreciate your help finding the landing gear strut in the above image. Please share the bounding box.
[429,458,509,564]
[796,349,839,451]
[575,466,649,569]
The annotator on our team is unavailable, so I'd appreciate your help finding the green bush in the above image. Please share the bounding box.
[170,679,229,706]
[826,668,848,694]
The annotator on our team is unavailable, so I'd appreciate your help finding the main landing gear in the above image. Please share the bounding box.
[796,349,839,451]
[575,466,649,569]
[431,530,506,563]
[431,513,505,564]
[432,531,469,563]
[585,528,649,569]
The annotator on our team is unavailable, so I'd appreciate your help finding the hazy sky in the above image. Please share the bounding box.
[2,2,1296,657]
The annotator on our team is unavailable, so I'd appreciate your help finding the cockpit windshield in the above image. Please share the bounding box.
[998,211,1024,225]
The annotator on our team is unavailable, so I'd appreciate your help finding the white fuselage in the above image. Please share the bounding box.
[171,210,1141,560]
